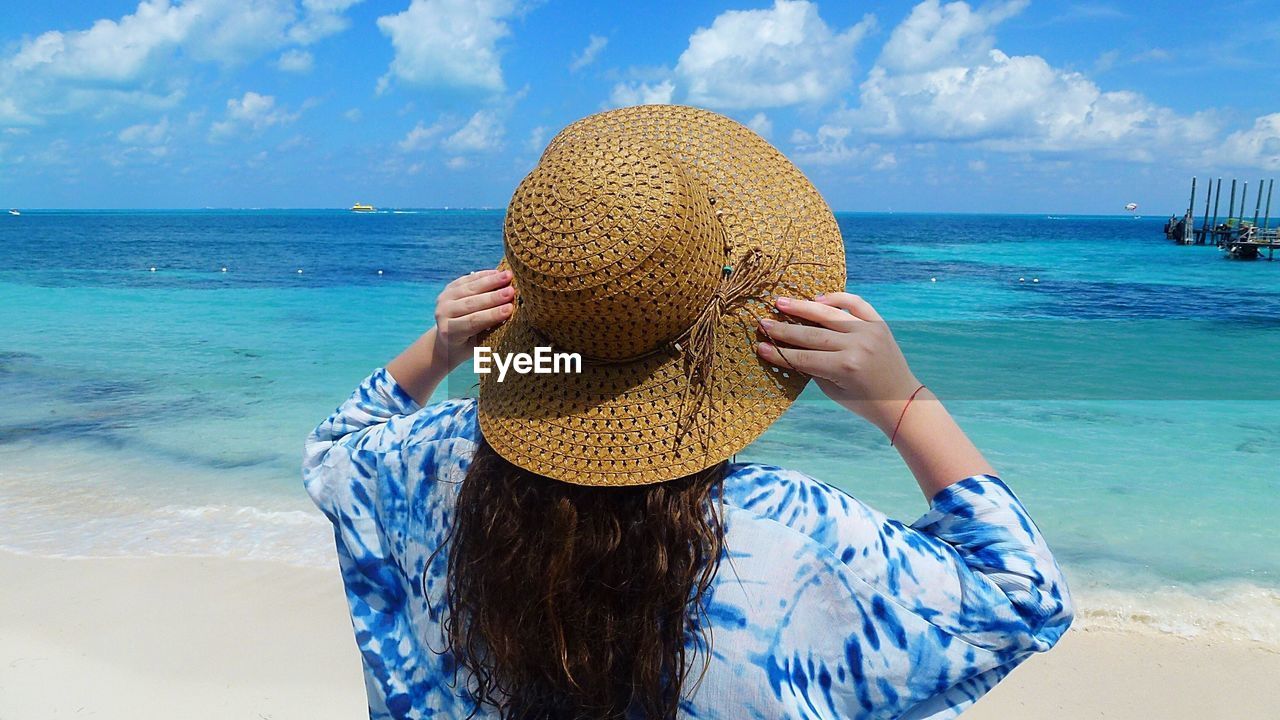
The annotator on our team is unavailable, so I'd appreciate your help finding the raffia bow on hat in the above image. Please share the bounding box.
[478,105,846,486]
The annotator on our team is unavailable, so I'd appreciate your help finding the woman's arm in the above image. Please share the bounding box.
[756,292,993,500]
[387,268,515,404]
[301,269,514,716]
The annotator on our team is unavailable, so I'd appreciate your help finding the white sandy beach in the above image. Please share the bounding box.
[2,549,1276,719]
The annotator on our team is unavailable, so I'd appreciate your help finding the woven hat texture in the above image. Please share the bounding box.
[478,104,846,486]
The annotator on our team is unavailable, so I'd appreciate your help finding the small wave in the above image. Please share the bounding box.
[154,503,320,526]
[1074,581,1280,648]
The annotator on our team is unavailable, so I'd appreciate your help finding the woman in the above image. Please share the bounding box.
[304,106,1072,720]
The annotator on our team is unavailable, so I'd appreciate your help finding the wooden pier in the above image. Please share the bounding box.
[1164,176,1278,260]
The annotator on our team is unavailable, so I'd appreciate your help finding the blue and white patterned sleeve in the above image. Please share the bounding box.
[906,475,1074,654]
[742,469,1073,655]
[301,368,476,719]
[302,368,423,519]
[726,467,1073,718]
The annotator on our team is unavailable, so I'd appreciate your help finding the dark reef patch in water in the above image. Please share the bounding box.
[71,379,148,401]
[0,350,40,374]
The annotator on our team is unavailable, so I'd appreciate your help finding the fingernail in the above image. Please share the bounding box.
[757,342,774,352]
[775,296,790,307]
[758,318,774,330]
[814,293,825,300]
[502,304,513,315]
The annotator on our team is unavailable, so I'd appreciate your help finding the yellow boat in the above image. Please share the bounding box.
[350,203,375,212]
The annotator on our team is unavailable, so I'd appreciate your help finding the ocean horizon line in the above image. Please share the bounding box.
[3,207,1160,218]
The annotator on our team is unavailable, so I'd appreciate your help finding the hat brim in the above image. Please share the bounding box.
[478,105,846,486]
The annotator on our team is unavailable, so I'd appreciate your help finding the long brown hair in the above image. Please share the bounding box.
[437,435,727,719]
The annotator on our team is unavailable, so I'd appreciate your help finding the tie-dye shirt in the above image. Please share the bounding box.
[303,369,1073,720]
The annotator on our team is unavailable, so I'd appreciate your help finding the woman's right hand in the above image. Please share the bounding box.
[387,269,514,405]
[755,292,921,436]
[431,269,515,372]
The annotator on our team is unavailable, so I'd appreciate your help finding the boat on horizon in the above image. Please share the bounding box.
[350,202,375,213]
[7,209,19,216]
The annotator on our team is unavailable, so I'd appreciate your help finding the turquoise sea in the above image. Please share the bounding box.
[1,210,1277,644]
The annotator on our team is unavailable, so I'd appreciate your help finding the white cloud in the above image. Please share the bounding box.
[376,0,518,93]
[1215,114,1280,171]
[609,80,675,107]
[0,0,363,125]
[442,110,504,153]
[118,116,170,145]
[0,97,35,125]
[9,4,187,83]
[277,49,314,73]
[344,108,362,122]
[183,1,298,66]
[791,125,894,168]
[526,125,549,152]
[570,34,608,72]
[813,0,1215,164]
[446,156,470,169]
[6,0,354,77]
[745,112,773,138]
[877,0,1026,74]
[675,0,874,109]
[210,91,298,138]
[1095,47,1173,74]
[277,133,308,151]
[289,0,365,44]
[399,119,448,152]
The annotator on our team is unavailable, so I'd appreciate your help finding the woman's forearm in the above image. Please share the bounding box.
[386,328,452,406]
[887,388,996,501]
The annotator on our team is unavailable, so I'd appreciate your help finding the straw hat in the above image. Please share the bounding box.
[477,105,845,486]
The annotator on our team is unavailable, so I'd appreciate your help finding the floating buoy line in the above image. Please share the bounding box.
[142,267,391,276]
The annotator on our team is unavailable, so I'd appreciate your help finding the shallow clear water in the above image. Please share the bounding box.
[2,210,1277,642]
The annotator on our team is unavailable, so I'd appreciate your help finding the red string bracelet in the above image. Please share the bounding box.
[890,384,927,446]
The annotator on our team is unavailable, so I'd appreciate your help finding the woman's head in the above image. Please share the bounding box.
[440,435,726,719]
[476,104,846,487]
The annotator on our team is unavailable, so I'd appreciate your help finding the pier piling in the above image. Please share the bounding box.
[1264,179,1274,231]
[1199,178,1214,243]
[1211,178,1222,237]
[1228,179,1237,226]
[1252,178,1264,229]
[1266,180,1275,261]
[1169,177,1199,244]
[1223,178,1233,224]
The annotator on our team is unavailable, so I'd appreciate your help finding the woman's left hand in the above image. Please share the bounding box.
[755,292,920,435]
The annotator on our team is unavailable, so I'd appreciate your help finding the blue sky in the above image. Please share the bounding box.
[1,0,1277,213]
